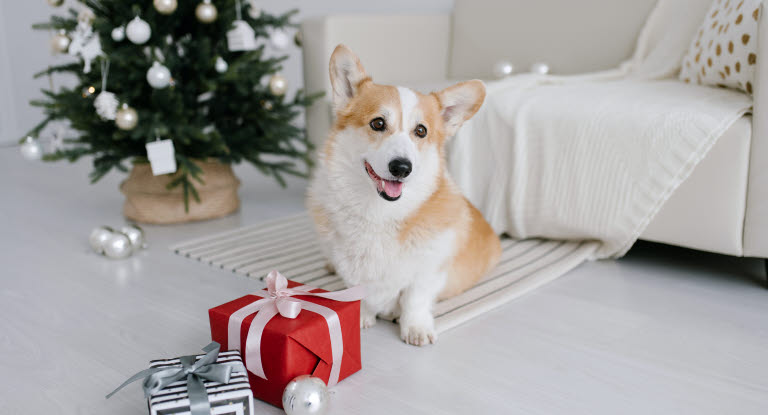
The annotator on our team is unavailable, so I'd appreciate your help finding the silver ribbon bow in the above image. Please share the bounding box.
[106,342,241,415]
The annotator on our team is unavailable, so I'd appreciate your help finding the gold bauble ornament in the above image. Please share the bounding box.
[195,0,218,24]
[50,30,70,54]
[268,74,288,96]
[115,104,139,130]
[153,0,178,15]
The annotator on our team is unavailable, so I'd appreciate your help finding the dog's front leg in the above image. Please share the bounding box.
[399,273,444,346]
[360,287,399,329]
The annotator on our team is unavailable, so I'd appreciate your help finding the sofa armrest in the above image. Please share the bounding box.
[744,3,768,258]
[300,14,451,148]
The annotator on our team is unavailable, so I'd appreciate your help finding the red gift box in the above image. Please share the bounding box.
[209,274,362,408]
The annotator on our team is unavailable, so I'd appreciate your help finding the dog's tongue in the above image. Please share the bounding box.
[383,180,403,198]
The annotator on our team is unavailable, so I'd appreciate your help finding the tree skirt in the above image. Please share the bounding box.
[171,214,597,333]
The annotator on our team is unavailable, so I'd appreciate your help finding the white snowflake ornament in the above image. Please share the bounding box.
[68,21,103,73]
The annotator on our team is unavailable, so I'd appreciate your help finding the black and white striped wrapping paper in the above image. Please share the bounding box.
[147,350,254,415]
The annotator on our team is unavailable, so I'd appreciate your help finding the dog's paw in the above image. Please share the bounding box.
[400,325,437,346]
[360,313,377,329]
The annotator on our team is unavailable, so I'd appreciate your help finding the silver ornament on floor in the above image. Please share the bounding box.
[153,0,178,15]
[116,104,138,130]
[120,225,146,252]
[530,62,550,75]
[104,232,133,259]
[282,375,330,415]
[89,226,115,255]
[146,61,171,89]
[195,0,218,24]
[20,136,43,161]
[50,30,71,54]
[269,74,288,96]
[126,16,151,44]
[111,26,125,42]
[214,56,228,73]
[492,60,514,79]
[94,91,119,120]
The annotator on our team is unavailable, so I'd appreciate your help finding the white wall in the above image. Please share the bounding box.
[0,0,454,145]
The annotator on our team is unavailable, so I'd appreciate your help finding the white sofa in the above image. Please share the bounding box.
[300,0,768,261]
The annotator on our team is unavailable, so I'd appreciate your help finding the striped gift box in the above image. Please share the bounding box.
[147,350,255,415]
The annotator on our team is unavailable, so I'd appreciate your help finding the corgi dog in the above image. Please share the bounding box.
[307,45,501,346]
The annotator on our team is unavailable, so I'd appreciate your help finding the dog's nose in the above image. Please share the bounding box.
[388,158,412,178]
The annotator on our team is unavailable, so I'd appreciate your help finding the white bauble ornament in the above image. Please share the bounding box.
[282,375,330,415]
[492,61,514,79]
[89,226,114,254]
[153,0,178,15]
[215,56,228,73]
[20,136,43,161]
[146,61,171,89]
[47,0,64,7]
[115,104,138,130]
[111,26,125,41]
[50,31,71,54]
[120,225,146,252]
[269,29,291,50]
[126,16,151,44]
[104,232,133,259]
[94,91,119,120]
[195,0,218,23]
[530,62,550,75]
[268,74,288,96]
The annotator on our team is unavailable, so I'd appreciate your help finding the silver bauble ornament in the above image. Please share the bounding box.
[146,61,171,89]
[195,0,218,24]
[530,62,550,75]
[268,74,288,96]
[153,0,178,15]
[282,375,330,415]
[111,26,125,42]
[120,225,146,252]
[47,0,64,7]
[126,16,151,44]
[50,30,71,54]
[115,104,139,130]
[89,226,114,254]
[20,137,43,161]
[94,91,119,120]
[215,56,228,73]
[269,29,291,50]
[103,232,133,259]
[492,61,514,79]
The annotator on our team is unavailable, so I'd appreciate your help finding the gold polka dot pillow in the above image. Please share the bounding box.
[680,0,762,94]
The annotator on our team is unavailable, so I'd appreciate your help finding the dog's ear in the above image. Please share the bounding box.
[329,44,368,111]
[435,80,486,136]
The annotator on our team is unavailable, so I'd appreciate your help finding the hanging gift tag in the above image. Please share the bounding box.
[227,20,258,51]
[145,139,177,175]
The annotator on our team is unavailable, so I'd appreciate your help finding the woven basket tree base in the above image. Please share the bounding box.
[120,160,240,224]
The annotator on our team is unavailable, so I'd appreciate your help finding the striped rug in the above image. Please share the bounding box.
[172,213,597,333]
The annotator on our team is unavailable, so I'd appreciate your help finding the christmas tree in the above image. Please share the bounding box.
[26,0,318,209]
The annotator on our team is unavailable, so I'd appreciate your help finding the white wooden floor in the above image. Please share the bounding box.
[1,149,767,414]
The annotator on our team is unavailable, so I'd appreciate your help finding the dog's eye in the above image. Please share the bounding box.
[414,124,427,138]
[370,117,386,131]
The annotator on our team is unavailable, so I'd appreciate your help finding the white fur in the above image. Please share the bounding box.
[308,86,455,346]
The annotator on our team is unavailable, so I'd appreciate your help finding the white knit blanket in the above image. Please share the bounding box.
[447,0,753,258]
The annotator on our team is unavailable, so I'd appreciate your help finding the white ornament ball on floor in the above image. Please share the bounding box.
[282,375,329,415]
[50,31,71,54]
[153,0,178,15]
[492,61,514,79]
[126,16,151,44]
[104,232,133,259]
[530,62,550,75]
[94,91,119,120]
[116,104,139,130]
[111,26,125,42]
[195,0,218,24]
[47,0,64,7]
[269,29,291,50]
[89,226,115,255]
[268,74,288,96]
[146,61,171,89]
[215,56,228,73]
[120,225,146,252]
[20,136,43,161]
